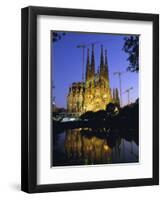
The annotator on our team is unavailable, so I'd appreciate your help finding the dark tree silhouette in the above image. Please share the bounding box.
[123,36,139,72]
[93,110,107,120]
[80,111,94,120]
[52,32,66,42]
[118,100,139,129]
[106,103,117,117]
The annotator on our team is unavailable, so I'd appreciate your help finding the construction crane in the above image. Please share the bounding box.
[113,71,126,107]
[77,39,111,82]
[123,87,133,105]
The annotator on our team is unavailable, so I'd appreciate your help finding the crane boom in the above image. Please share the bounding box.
[123,87,133,105]
[113,71,124,107]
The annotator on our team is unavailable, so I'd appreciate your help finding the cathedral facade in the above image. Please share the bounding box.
[67,45,119,115]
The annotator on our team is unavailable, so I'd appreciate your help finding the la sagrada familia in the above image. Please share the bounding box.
[67,45,120,115]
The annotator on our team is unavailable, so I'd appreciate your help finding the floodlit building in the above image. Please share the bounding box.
[67,45,120,115]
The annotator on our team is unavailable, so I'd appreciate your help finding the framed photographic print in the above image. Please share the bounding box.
[21,6,159,193]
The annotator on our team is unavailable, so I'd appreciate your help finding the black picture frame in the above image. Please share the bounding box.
[21,6,159,193]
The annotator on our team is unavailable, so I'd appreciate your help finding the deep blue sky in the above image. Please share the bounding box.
[52,31,138,108]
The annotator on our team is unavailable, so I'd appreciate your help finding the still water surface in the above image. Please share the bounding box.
[53,128,138,167]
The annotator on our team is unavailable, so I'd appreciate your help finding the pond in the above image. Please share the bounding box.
[52,127,139,167]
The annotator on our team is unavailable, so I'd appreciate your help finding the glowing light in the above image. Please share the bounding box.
[103,144,110,151]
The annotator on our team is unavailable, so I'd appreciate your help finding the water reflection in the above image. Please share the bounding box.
[53,128,138,167]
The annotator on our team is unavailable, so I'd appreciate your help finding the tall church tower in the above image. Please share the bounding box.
[84,46,95,112]
[104,49,109,85]
[67,44,113,115]
[99,45,110,88]
[99,45,105,83]
[91,44,95,84]
[85,46,95,87]
[104,49,112,97]
[99,45,112,107]
[85,48,91,87]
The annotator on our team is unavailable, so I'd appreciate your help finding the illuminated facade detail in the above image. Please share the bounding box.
[67,45,120,115]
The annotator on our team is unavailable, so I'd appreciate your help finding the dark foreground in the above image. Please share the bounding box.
[52,102,139,166]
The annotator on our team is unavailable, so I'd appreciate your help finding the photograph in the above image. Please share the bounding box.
[51,31,139,167]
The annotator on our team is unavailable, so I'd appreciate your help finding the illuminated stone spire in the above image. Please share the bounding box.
[91,44,95,76]
[105,49,108,66]
[100,45,104,66]
[105,49,109,81]
[85,48,91,85]
[100,45,105,82]
[86,48,90,65]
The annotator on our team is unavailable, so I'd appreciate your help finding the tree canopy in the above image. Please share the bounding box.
[123,36,139,72]
[52,32,66,42]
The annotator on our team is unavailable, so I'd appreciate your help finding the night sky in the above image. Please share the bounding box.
[52,31,139,108]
